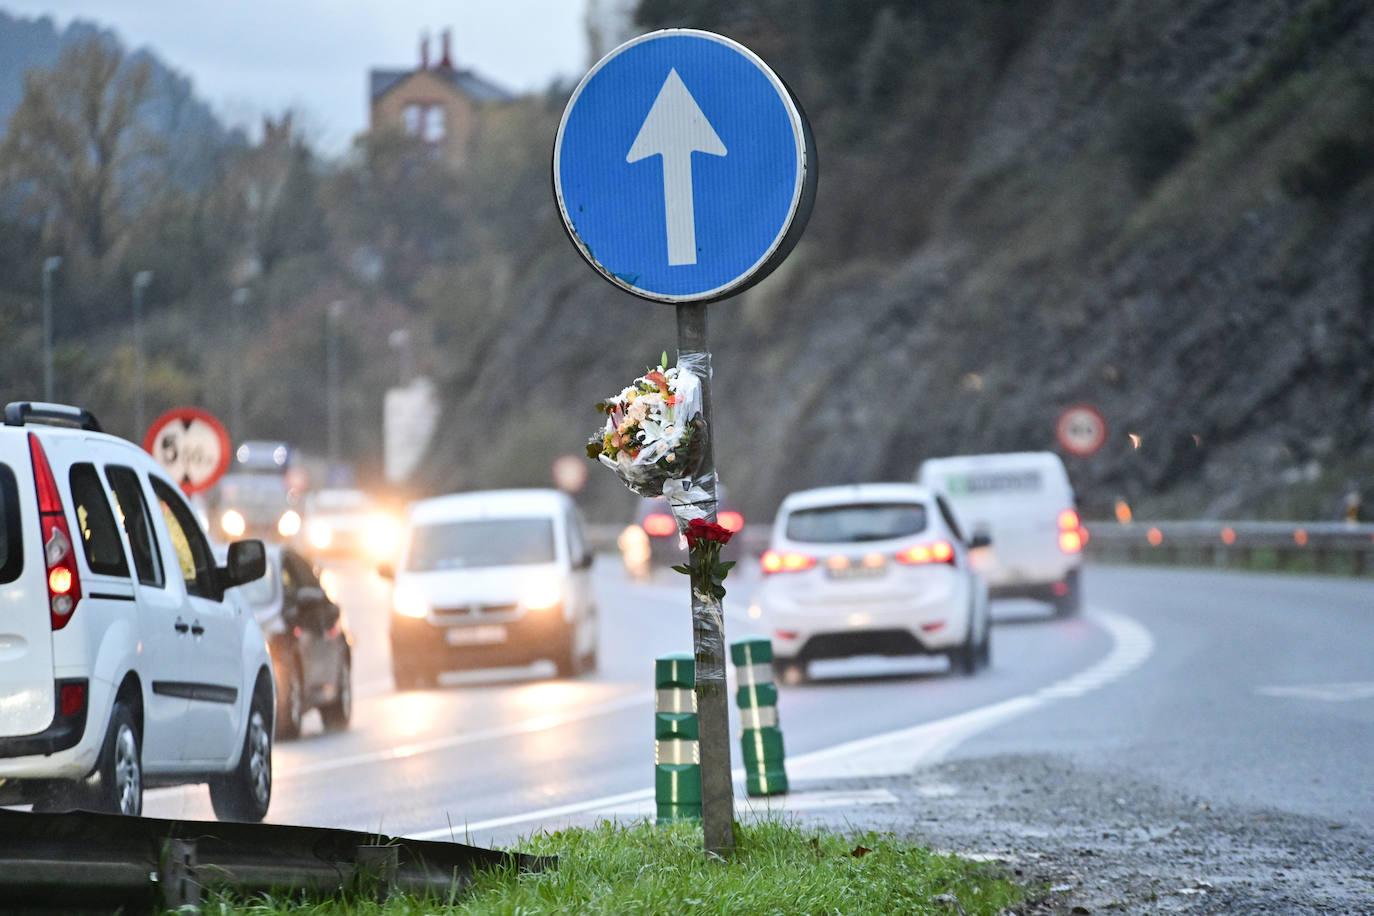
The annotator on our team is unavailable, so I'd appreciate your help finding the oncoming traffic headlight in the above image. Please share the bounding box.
[391,584,429,619]
[277,509,302,538]
[364,512,402,559]
[221,509,246,538]
[521,577,563,612]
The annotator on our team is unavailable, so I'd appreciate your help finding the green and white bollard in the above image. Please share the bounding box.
[655,653,701,824]
[732,637,789,797]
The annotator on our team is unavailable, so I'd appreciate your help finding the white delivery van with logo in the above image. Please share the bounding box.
[917,452,1086,615]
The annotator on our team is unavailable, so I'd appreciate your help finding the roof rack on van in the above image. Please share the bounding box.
[3,401,103,433]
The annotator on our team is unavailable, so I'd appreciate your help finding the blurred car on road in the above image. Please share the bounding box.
[383,489,598,688]
[302,488,401,564]
[210,441,304,545]
[233,545,352,740]
[623,487,745,578]
[917,451,1086,615]
[752,483,991,684]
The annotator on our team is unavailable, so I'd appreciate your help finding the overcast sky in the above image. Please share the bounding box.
[3,1,592,151]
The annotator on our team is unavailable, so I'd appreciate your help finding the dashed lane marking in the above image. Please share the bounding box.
[1255,682,1374,703]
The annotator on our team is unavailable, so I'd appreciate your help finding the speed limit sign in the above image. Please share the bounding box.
[143,407,233,494]
[1056,404,1108,457]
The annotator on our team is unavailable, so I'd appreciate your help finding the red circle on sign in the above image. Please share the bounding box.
[142,407,233,495]
[1056,404,1108,458]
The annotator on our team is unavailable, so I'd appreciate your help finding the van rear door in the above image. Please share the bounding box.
[0,434,55,737]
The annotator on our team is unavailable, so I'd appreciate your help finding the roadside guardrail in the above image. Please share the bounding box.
[0,808,550,911]
[1085,520,1374,576]
[592,520,1374,577]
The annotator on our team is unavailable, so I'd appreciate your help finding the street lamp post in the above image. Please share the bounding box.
[132,271,153,436]
[229,287,250,440]
[326,300,346,472]
[41,257,62,402]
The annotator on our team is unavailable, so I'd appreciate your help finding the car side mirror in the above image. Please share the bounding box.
[376,561,395,581]
[969,533,992,550]
[223,540,267,589]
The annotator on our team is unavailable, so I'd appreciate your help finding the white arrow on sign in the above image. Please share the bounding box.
[627,68,727,267]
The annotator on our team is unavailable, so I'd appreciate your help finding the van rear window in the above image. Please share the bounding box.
[944,470,1042,496]
[0,465,21,584]
[785,503,927,544]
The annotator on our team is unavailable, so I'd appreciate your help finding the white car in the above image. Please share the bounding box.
[917,452,1086,615]
[753,483,991,683]
[0,402,274,819]
[383,489,598,688]
[302,488,400,562]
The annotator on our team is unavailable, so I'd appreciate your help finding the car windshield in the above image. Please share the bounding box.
[406,518,556,571]
[218,474,290,509]
[785,502,928,544]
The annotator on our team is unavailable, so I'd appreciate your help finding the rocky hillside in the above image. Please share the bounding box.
[417,0,1374,522]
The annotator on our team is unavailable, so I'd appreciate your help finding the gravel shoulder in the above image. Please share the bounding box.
[798,754,1374,914]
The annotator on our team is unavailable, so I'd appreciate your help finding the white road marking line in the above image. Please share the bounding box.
[278,690,651,778]
[406,608,1155,840]
[593,787,899,819]
[1255,681,1374,703]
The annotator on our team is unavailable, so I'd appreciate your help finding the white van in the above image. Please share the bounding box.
[917,452,1085,615]
[383,489,599,687]
[0,402,274,819]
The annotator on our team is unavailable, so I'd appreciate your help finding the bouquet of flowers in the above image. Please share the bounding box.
[673,518,736,601]
[585,356,705,497]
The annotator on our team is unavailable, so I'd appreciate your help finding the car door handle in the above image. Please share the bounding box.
[174,619,190,634]
[190,621,205,636]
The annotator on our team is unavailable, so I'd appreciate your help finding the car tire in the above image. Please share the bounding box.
[274,656,303,741]
[209,682,272,823]
[86,699,142,816]
[773,660,807,686]
[977,620,992,669]
[320,654,352,732]
[554,627,579,678]
[1055,570,1083,617]
[951,622,979,677]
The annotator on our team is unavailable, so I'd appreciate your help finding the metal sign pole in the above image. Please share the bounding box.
[676,301,734,856]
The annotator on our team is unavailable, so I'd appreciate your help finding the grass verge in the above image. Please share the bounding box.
[209,819,1022,915]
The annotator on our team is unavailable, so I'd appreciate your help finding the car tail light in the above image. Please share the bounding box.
[717,510,744,533]
[895,540,956,567]
[761,550,816,575]
[1058,508,1086,554]
[642,512,676,538]
[29,433,82,629]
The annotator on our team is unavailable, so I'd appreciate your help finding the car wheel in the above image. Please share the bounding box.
[274,656,303,741]
[950,622,978,677]
[209,683,272,822]
[320,654,352,732]
[579,643,599,675]
[773,660,807,686]
[1055,570,1083,617]
[977,619,992,668]
[88,699,142,816]
[553,627,579,678]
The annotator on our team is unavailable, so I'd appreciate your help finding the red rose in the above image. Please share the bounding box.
[685,518,733,548]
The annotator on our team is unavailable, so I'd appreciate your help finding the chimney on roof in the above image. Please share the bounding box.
[419,30,430,69]
[439,27,453,69]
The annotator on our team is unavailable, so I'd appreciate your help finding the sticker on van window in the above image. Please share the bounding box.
[945,471,1042,495]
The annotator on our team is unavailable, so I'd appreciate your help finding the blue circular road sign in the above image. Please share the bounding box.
[554,30,816,304]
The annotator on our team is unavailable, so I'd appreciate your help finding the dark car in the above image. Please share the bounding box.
[627,487,745,576]
[235,546,352,739]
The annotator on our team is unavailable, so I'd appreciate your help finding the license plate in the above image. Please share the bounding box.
[445,625,507,646]
[826,562,887,580]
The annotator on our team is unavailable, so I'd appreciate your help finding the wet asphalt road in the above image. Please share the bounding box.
[142,559,1371,850]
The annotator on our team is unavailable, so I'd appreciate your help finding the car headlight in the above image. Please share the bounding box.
[392,583,430,619]
[277,510,302,538]
[221,509,246,538]
[521,577,563,612]
[307,520,334,550]
[364,513,401,559]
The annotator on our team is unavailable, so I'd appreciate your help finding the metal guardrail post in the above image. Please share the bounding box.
[160,838,199,910]
[731,638,788,797]
[655,653,702,825]
[354,844,399,901]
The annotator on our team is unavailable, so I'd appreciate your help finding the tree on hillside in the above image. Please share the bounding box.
[0,37,151,259]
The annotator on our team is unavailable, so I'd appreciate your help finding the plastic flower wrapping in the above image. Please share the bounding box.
[585,358,706,499]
